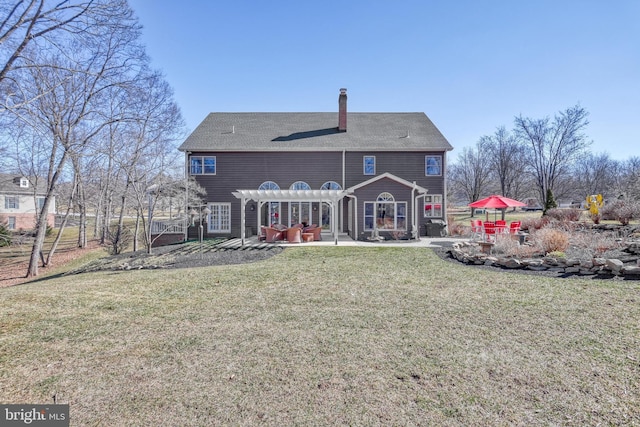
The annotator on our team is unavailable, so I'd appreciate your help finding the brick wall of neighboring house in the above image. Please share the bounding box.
[1,213,55,231]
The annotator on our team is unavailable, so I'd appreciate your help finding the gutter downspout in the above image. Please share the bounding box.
[443,152,449,233]
[346,193,357,240]
[184,151,190,242]
[415,190,428,240]
[411,182,417,240]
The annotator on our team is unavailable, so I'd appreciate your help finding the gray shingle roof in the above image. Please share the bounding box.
[0,174,48,195]
[179,112,453,152]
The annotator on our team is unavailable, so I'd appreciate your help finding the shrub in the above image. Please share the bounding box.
[106,224,132,255]
[600,200,640,225]
[532,227,569,254]
[448,222,467,236]
[569,231,621,258]
[520,216,551,232]
[0,223,11,247]
[492,235,546,258]
[589,211,602,224]
[545,208,583,223]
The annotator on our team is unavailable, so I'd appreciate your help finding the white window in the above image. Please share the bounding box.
[259,181,281,225]
[20,178,29,188]
[425,155,442,176]
[363,156,376,175]
[190,156,216,175]
[424,195,443,217]
[37,197,46,212]
[7,216,16,230]
[290,181,311,191]
[364,192,407,231]
[4,196,19,209]
[208,203,231,232]
[259,181,280,191]
[321,181,342,190]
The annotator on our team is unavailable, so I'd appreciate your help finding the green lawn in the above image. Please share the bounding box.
[1,247,639,425]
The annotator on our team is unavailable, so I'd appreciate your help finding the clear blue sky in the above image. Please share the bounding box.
[129,0,639,161]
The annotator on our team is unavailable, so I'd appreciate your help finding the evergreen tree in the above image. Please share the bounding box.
[544,188,558,214]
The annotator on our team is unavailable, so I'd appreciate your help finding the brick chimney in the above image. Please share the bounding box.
[338,88,347,132]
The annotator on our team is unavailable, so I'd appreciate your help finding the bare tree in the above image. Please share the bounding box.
[0,0,96,104]
[479,126,529,201]
[3,0,147,277]
[105,70,184,254]
[448,144,492,216]
[514,105,591,208]
[616,156,640,201]
[570,152,618,201]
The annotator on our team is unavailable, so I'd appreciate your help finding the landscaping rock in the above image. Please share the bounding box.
[622,266,640,276]
[606,259,624,274]
[500,258,522,269]
[442,236,640,280]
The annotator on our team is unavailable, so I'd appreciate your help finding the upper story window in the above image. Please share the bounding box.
[190,156,216,175]
[321,181,342,190]
[259,181,280,191]
[20,178,29,188]
[37,197,46,212]
[425,155,442,176]
[290,181,311,191]
[4,196,19,209]
[363,156,376,175]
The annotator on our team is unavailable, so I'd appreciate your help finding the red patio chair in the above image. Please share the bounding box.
[483,222,497,242]
[495,220,507,234]
[470,219,483,240]
[508,221,521,235]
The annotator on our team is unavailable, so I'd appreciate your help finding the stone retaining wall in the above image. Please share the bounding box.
[449,241,640,278]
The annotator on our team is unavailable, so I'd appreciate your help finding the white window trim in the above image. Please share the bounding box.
[364,200,408,231]
[207,202,231,233]
[363,155,376,175]
[425,155,443,176]
[4,196,19,210]
[424,194,443,217]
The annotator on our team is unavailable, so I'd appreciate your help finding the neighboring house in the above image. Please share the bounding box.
[0,174,56,230]
[178,89,453,242]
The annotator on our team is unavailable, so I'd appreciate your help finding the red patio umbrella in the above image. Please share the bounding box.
[469,195,526,220]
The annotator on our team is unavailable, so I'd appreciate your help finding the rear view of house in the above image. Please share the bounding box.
[178,89,453,242]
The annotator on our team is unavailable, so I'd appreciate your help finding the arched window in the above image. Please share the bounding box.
[259,181,280,191]
[377,192,394,202]
[321,181,342,190]
[364,192,407,231]
[290,181,311,190]
[259,181,280,225]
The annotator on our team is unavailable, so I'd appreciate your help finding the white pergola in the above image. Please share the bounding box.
[232,189,350,245]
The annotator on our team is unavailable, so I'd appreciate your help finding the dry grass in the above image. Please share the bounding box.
[1,247,639,425]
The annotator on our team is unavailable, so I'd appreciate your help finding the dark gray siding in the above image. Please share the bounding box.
[345,151,446,194]
[349,177,418,241]
[189,150,448,239]
[190,151,343,237]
